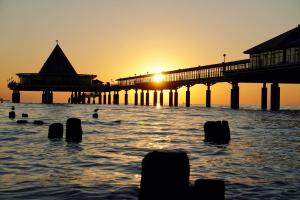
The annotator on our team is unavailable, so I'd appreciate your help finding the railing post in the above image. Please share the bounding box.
[261,83,267,111]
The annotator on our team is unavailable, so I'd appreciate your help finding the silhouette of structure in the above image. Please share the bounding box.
[8,44,105,104]
[8,25,300,110]
[116,25,300,111]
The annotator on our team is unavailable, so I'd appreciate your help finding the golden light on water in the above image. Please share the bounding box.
[153,73,164,83]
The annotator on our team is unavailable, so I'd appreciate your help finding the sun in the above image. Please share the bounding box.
[153,73,164,82]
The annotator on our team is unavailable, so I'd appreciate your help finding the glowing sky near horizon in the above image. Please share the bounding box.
[0,0,299,105]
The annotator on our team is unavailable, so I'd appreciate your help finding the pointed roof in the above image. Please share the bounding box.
[244,25,300,54]
[39,44,77,75]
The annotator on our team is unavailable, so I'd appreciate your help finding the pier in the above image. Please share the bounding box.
[8,25,300,111]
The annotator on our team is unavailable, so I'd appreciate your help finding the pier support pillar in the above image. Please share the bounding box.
[186,86,190,107]
[169,89,173,107]
[160,90,163,106]
[206,84,211,108]
[42,91,46,104]
[87,96,91,104]
[82,93,86,104]
[174,89,178,107]
[113,91,116,104]
[116,91,119,104]
[134,89,138,106]
[108,92,111,104]
[271,83,280,111]
[103,93,107,104]
[125,90,128,105]
[153,90,158,106]
[78,92,82,104]
[93,97,95,104]
[141,90,144,106]
[146,90,149,106]
[71,92,74,104]
[231,82,239,109]
[261,83,267,111]
[99,92,102,104]
[74,91,78,104]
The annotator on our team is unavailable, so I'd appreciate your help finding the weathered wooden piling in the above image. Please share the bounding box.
[48,123,63,139]
[204,121,230,144]
[140,150,190,200]
[66,118,82,143]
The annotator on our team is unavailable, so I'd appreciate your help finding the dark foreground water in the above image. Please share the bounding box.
[0,103,299,200]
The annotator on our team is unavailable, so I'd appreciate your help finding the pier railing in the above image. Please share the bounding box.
[116,59,250,87]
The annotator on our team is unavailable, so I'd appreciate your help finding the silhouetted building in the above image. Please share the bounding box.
[8,43,102,103]
[245,25,300,67]
[17,44,96,88]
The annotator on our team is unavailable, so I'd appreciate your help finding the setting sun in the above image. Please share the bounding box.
[153,73,164,82]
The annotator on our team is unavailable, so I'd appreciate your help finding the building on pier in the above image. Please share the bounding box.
[8,43,101,103]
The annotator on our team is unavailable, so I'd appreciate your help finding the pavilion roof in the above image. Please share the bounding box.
[39,44,77,75]
[244,25,300,54]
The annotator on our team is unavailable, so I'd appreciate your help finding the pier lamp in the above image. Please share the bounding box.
[223,54,226,63]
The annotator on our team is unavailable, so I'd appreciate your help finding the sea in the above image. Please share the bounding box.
[0,103,299,200]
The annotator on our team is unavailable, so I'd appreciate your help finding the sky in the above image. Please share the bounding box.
[0,0,299,106]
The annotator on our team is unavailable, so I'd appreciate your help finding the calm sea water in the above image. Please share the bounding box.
[0,103,299,200]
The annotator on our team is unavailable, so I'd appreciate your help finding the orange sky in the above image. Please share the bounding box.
[0,0,299,106]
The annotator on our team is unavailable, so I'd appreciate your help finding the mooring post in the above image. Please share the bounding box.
[141,90,144,106]
[261,83,267,111]
[153,90,157,106]
[186,86,190,107]
[271,83,280,111]
[125,90,128,105]
[146,90,149,106]
[134,89,138,106]
[206,84,211,108]
[174,89,178,107]
[160,90,164,106]
[169,89,173,107]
